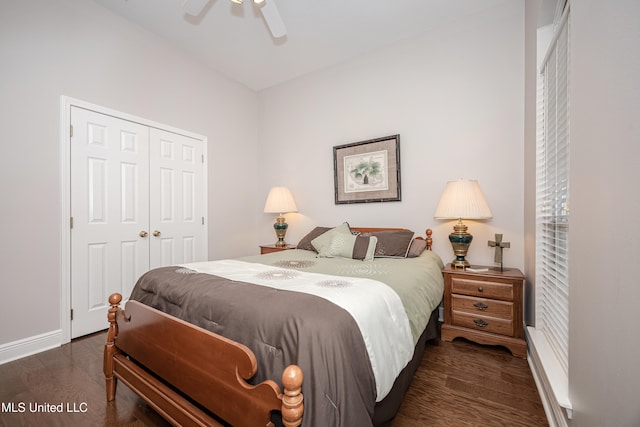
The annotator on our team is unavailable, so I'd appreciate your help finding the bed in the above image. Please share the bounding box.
[104,225,444,427]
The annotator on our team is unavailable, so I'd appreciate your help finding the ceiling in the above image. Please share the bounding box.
[94,0,511,91]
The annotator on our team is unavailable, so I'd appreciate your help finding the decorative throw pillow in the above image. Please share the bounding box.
[407,238,427,258]
[297,226,332,252]
[320,233,377,261]
[352,235,377,261]
[362,230,415,258]
[310,222,352,255]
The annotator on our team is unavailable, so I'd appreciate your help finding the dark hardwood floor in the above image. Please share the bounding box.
[392,339,548,427]
[0,331,547,426]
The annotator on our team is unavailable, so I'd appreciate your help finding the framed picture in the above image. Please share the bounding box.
[333,134,401,204]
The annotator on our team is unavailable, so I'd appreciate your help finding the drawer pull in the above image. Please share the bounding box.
[473,302,489,311]
[478,286,484,292]
[473,319,489,328]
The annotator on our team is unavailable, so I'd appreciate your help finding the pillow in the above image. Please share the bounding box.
[362,229,415,258]
[320,233,378,261]
[310,222,352,254]
[407,238,427,258]
[297,226,332,252]
[352,235,378,261]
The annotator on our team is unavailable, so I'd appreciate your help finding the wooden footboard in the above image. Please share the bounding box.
[104,293,304,427]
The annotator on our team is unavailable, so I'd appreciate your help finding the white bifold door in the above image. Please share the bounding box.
[70,106,206,338]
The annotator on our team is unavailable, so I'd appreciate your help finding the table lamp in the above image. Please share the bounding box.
[264,186,298,247]
[434,179,493,268]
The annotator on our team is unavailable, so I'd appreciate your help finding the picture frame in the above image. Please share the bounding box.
[333,134,401,204]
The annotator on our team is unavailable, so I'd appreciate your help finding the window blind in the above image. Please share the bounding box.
[536,7,570,373]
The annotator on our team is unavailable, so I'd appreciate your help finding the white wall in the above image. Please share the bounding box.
[0,0,259,347]
[257,2,526,269]
[568,0,640,425]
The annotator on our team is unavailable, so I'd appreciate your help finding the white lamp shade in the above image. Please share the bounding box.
[433,179,493,220]
[264,187,298,214]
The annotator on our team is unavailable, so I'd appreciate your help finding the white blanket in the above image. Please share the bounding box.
[180,259,414,401]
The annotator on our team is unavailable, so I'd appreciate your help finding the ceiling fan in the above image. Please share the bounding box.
[182,0,287,38]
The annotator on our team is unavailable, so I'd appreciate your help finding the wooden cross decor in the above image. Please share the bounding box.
[488,234,510,271]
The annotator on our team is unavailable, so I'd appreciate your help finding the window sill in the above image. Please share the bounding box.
[526,326,573,421]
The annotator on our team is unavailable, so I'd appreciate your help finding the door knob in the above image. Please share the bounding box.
[153,230,161,237]
[139,231,148,238]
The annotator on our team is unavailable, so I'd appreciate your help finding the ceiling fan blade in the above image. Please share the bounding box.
[182,0,210,16]
[259,0,287,38]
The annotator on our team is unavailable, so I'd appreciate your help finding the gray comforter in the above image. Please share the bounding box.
[128,249,444,427]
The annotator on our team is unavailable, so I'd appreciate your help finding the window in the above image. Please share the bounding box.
[536,4,570,373]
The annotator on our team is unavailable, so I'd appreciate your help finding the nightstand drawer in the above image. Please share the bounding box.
[451,310,514,336]
[451,277,514,301]
[451,294,513,319]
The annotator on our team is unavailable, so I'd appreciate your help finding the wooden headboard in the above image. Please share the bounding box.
[350,227,433,251]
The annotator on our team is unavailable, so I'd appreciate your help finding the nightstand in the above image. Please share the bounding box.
[441,264,527,358]
[259,244,296,255]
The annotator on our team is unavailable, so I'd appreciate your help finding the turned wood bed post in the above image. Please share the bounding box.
[104,292,122,401]
[281,365,304,427]
[425,229,433,251]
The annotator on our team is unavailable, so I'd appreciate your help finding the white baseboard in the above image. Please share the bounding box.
[0,330,63,365]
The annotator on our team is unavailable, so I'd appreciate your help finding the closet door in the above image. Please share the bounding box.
[70,107,150,338]
[149,128,206,268]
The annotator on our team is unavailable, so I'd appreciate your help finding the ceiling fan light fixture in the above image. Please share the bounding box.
[253,0,265,4]
[230,0,243,4]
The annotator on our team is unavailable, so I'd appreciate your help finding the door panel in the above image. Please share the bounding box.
[71,107,150,338]
[149,128,205,268]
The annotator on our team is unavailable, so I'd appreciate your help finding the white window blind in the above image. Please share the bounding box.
[536,7,570,373]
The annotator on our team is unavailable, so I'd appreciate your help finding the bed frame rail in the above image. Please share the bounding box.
[104,293,304,427]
